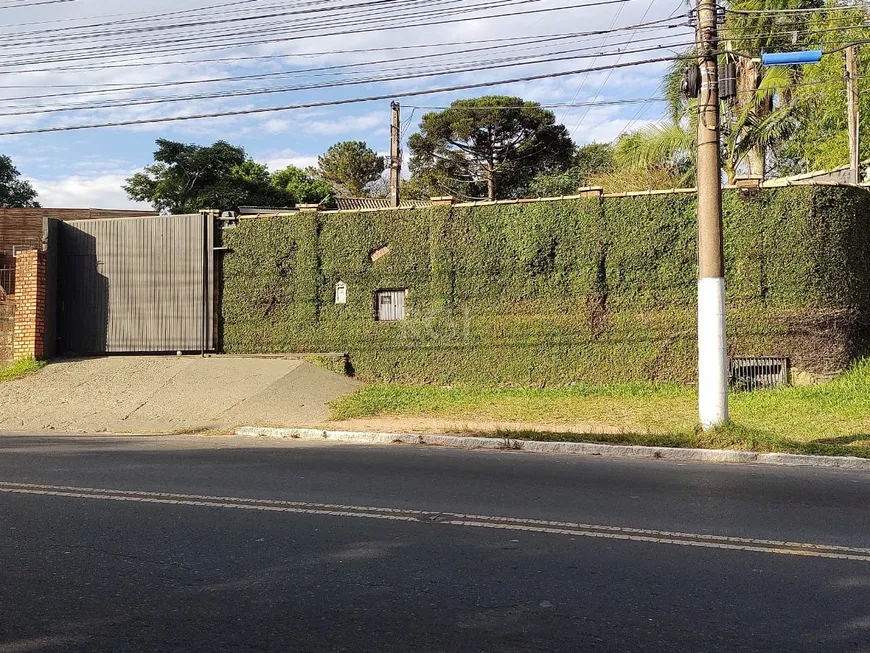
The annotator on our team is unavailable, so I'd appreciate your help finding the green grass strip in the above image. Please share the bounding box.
[0,358,46,383]
[329,359,870,458]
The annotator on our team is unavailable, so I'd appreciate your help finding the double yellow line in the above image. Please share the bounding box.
[2,481,868,562]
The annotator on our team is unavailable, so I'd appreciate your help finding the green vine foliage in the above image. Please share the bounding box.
[221,186,870,386]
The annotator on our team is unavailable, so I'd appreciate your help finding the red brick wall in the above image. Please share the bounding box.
[0,301,13,365]
[13,250,46,361]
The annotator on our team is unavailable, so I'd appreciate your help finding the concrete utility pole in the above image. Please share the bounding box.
[696,0,728,429]
[845,45,860,185]
[389,101,401,208]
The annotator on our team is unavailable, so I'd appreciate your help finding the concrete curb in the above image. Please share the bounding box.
[234,427,870,471]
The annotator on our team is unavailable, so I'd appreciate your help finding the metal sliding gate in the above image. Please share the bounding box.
[57,214,214,354]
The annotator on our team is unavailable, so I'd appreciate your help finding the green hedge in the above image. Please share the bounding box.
[220,186,870,385]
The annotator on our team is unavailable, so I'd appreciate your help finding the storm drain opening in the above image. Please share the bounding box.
[729,357,791,391]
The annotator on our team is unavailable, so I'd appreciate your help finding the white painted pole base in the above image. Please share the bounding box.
[698,277,729,430]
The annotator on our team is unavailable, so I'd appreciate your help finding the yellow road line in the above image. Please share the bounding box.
[435,512,870,555]
[1,481,863,554]
[1,481,868,562]
[0,487,421,524]
[443,521,870,562]
[0,481,431,515]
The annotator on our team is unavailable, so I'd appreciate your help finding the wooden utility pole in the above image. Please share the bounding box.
[845,45,860,185]
[696,0,728,429]
[389,101,401,207]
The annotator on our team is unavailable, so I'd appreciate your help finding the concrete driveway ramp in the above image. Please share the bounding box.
[0,356,360,434]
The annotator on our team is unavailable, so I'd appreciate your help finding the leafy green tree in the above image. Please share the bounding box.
[599,2,869,185]
[200,161,291,211]
[575,142,616,176]
[721,0,835,176]
[611,122,696,184]
[612,1,815,183]
[124,139,288,213]
[397,175,433,201]
[314,141,384,196]
[779,8,870,173]
[588,167,684,194]
[271,165,335,205]
[231,160,270,185]
[530,142,615,196]
[0,155,39,208]
[407,95,574,201]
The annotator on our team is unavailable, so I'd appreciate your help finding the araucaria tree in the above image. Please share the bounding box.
[408,96,574,201]
[314,141,385,197]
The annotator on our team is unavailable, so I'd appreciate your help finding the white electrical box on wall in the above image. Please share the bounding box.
[335,281,347,304]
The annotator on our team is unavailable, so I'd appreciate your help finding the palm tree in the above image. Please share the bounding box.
[615,0,821,183]
[722,0,820,176]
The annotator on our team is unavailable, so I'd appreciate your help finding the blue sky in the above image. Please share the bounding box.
[0,0,691,209]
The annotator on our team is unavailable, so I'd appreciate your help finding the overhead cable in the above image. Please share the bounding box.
[0,54,690,136]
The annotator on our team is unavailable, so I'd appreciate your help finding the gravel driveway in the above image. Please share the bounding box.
[0,356,360,433]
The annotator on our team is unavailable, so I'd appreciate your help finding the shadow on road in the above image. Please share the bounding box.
[0,436,868,652]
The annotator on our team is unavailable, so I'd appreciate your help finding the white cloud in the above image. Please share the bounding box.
[262,118,296,134]
[304,112,384,136]
[0,0,689,177]
[256,110,385,138]
[259,149,319,172]
[28,174,151,210]
[574,118,658,145]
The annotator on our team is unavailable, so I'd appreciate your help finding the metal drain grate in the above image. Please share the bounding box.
[729,357,791,391]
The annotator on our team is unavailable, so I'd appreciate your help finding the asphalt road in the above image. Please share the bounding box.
[1,435,869,653]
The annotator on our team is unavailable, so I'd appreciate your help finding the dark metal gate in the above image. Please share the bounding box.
[57,214,214,354]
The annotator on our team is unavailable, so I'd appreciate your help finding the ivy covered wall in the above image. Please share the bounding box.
[220,186,870,385]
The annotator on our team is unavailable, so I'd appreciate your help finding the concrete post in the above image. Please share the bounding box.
[696,0,728,429]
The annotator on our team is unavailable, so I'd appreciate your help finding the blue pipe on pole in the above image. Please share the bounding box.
[761,50,823,66]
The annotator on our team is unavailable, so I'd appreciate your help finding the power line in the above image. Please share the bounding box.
[0,0,526,59]
[0,6,679,78]
[615,0,692,138]
[7,23,686,77]
[406,99,665,109]
[1,0,497,45]
[726,5,868,15]
[825,37,870,53]
[0,0,265,30]
[721,23,870,40]
[558,0,626,131]
[0,37,694,104]
[0,0,77,8]
[0,1,691,139]
[570,0,656,140]
[0,0,632,53]
[399,107,417,139]
[0,14,687,72]
[0,54,691,136]
[615,79,666,138]
[0,41,695,116]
